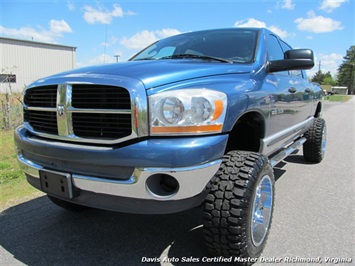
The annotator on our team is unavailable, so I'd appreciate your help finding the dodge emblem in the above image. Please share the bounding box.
[57,105,65,116]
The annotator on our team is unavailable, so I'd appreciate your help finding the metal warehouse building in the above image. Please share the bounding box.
[0,37,76,93]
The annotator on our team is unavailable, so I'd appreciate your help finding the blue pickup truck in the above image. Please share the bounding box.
[15,28,325,261]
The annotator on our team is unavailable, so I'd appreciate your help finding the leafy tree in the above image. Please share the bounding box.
[311,71,323,84]
[322,76,336,86]
[311,71,335,85]
[337,46,355,94]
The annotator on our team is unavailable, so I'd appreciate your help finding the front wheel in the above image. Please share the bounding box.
[202,151,275,262]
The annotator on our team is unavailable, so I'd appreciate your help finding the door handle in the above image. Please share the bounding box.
[288,87,297,93]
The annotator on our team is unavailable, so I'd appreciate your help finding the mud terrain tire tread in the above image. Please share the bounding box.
[202,150,274,263]
[303,118,326,163]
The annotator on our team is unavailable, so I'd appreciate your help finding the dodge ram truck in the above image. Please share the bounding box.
[15,28,326,261]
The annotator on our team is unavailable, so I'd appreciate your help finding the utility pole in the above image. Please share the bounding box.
[318,61,322,84]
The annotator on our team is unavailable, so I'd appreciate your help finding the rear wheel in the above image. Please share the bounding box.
[303,118,326,163]
[202,151,275,261]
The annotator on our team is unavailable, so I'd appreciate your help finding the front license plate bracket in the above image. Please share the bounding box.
[40,169,75,199]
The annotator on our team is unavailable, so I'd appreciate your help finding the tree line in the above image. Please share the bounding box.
[311,45,355,95]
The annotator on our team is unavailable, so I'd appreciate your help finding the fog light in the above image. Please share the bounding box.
[146,174,179,199]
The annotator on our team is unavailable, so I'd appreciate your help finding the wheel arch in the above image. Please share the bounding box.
[225,110,266,154]
[314,101,322,118]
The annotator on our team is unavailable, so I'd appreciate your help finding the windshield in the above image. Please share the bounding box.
[129,28,258,64]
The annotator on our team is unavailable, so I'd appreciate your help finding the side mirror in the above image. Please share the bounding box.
[267,49,315,73]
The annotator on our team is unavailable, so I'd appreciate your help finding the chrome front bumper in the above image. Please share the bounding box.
[18,154,221,201]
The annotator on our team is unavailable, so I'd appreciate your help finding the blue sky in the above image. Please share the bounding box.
[1,0,353,78]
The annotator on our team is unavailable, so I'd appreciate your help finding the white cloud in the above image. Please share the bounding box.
[120,28,181,50]
[308,53,343,77]
[156,28,182,39]
[235,18,266,28]
[121,30,157,50]
[234,18,289,39]
[269,26,290,39]
[49,20,72,34]
[319,53,343,73]
[101,36,118,49]
[83,4,133,24]
[0,26,51,43]
[295,10,343,33]
[67,1,75,11]
[278,0,295,10]
[319,0,348,13]
[77,54,116,68]
[0,19,72,43]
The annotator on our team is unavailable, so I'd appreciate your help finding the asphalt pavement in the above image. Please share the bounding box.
[1,97,354,266]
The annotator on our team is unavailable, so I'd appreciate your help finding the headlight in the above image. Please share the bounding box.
[149,89,227,135]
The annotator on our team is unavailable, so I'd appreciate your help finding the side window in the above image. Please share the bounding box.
[268,35,289,76]
[280,40,305,79]
[280,40,291,53]
[267,35,284,61]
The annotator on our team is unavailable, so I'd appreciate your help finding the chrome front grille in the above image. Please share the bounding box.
[24,84,133,143]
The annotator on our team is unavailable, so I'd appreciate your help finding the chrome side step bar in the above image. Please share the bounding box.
[268,137,307,167]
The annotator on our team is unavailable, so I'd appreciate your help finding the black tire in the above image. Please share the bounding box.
[303,118,326,163]
[47,195,88,212]
[203,151,275,263]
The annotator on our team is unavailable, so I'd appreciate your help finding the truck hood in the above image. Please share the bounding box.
[33,60,252,89]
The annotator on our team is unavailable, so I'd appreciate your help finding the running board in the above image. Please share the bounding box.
[269,137,307,167]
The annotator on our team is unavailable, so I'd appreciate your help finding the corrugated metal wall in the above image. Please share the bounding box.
[0,37,76,93]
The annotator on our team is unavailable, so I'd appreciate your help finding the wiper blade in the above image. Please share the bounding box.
[160,54,232,63]
[132,57,158,61]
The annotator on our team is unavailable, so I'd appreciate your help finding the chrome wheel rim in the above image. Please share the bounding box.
[251,174,273,247]
[321,124,326,157]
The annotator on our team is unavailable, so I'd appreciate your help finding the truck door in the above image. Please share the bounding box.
[279,40,313,125]
[265,35,312,137]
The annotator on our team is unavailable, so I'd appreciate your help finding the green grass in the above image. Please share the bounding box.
[324,95,352,102]
[0,130,41,210]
